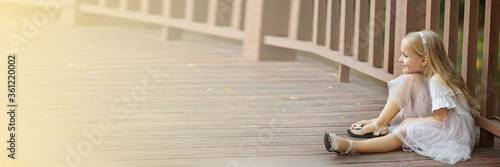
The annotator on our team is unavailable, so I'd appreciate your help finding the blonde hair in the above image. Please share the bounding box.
[401,30,479,117]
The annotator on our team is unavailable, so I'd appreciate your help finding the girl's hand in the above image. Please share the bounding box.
[350,119,374,131]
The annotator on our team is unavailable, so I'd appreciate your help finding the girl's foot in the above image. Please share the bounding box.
[348,120,389,138]
[323,132,353,154]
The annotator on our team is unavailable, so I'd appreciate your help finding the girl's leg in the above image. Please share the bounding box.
[331,133,403,153]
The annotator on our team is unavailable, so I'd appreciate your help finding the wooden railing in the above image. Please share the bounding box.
[8,0,498,147]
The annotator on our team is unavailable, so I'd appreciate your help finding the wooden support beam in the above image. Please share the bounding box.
[443,0,459,63]
[185,0,194,21]
[161,0,183,41]
[119,0,127,10]
[243,0,295,61]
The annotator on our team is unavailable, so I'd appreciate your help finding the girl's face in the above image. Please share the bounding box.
[399,43,426,74]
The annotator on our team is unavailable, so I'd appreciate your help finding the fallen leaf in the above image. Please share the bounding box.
[206,88,215,91]
[289,96,305,100]
[357,102,361,105]
[341,116,346,119]
[348,105,353,108]
[331,73,338,77]
[221,87,231,90]
[187,63,197,67]
[328,86,333,89]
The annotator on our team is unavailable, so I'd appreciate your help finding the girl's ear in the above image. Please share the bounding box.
[421,56,428,67]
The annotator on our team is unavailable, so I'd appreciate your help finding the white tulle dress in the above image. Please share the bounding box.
[387,73,476,165]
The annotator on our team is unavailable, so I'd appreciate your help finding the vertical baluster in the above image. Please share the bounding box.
[461,0,479,95]
[383,0,396,73]
[443,0,459,63]
[480,0,500,147]
[162,0,182,40]
[231,0,243,30]
[327,0,340,50]
[98,0,106,7]
[288,0,301,40]
[120,0,127,10]
[185,0,194,21]
[208,0,218,26]
[353,0,369,61]
[141,0,149,13]
[425,0,440,33]
[313,0,319,44]
[368,0,383,67]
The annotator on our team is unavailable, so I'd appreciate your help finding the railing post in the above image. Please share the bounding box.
[393,0,426,77]
[61,0,109,25]
[243,0,296,61]
[161,0,184,41]
[480,0,500,147]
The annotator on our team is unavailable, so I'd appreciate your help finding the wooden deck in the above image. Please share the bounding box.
[1,7,499,167]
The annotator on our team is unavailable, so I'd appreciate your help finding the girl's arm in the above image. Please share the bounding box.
[400,108,448,125]
[422,108,448,122]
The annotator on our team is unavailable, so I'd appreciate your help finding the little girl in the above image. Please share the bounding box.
[323,30,478,165]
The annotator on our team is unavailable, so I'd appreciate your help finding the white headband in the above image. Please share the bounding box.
[419,31,427,56]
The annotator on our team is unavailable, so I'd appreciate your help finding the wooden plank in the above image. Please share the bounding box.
[476,117,500,137]
[368,0,383,67]
[393,0,426,77]
[461,0,479,95]
[339,0,354,56]
[353,0,369,61]
[383,0,396,74]
[207,0,218,26]
[443,0,459,63]
[231,0,243,30]
[425,0,440,33]
[480,0,500,147]
[288,0,300,40]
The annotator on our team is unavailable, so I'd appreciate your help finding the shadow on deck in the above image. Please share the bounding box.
[0,7,499,167]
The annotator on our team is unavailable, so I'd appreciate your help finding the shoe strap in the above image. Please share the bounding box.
[343,140,353,154]
[372,120,379,129]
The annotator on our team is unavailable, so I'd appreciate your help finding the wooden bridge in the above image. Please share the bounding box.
[0,0,499,166]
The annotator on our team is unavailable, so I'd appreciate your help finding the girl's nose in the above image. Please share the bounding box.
[398,55,403,62]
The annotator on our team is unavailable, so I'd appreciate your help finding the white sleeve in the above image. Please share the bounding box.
[429,77,457,112]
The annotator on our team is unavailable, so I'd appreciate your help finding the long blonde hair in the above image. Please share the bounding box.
[402,30,479,117]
